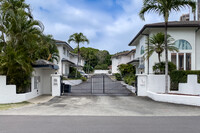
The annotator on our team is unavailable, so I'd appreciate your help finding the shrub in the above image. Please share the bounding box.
[123,74,135,86]
[153,62,176,74]
[95,64,108,70]
[115,73,122,81]
[108,70,111,74]
[68,67,82,79]
[170,70,200,90]
[118,64,135,77]
[81,77,87,82]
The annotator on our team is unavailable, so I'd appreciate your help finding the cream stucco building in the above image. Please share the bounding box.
[111,50,135,74]
[128,21,200,74]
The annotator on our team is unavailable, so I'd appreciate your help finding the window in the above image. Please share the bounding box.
[171,53,177,66]
[140,46,144,55]
[179,53,184,70]
[174,40,192,50]
[186,53,191,70]
[63,47,66,55]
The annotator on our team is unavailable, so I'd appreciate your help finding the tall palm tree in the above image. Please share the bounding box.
[145,32,178,63]
[68,33,89,77]
[139,0,196,93]
[0,0,56,92]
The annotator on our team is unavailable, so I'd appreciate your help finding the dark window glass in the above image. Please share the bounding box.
[186,53,191,70]
[179,53,184,70]
[171,53,177,66]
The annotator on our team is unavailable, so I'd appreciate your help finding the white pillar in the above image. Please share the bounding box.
[136,74,148,96]
[51,74,61,96]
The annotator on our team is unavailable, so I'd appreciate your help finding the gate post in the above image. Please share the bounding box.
[103,75,105,94]
[91,77,93,94]
[51,74,61,96]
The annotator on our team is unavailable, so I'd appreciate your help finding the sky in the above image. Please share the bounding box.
[26,0,190,54]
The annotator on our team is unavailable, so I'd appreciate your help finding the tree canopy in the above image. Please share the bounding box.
[73,47,111,72]
[0,0,59,93]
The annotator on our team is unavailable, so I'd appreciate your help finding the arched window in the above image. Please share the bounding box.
[140,46,144,55]
[174,40,192,50]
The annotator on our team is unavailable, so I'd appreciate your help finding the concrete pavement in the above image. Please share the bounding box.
[1,96,200,116]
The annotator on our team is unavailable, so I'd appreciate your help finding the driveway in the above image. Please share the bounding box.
[68,74,132,95]
[1,96,200,116]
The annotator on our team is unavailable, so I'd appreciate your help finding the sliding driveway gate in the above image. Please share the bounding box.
[64,74,132,96]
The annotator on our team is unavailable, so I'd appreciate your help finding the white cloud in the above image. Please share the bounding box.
[26,0,187,54]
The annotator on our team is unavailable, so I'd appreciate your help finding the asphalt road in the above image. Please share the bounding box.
[0,116,200,133]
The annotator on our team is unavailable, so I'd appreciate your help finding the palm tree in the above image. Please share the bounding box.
[145,32,178,63]
[0,0,57,92]
[139,0,196,93]
[68,33,89,77]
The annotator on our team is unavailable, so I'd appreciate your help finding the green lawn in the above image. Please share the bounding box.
[0,101,30,111]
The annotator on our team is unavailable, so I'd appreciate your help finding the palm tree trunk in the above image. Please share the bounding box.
[165,21,168,93]
[76,43,80,78]
[158,53,161,63]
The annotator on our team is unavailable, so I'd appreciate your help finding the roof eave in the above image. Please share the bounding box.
[128,23,200,46]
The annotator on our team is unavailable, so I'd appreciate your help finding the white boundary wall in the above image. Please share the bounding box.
[94,70,109,74]
[137,74,200,106]
[0,76,39,104]
[121,81,135,93]
[63,79,82,86]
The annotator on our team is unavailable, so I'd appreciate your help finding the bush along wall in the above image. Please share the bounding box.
[117,64,136,86]
[153,62,176,74]
[170,70,200,90]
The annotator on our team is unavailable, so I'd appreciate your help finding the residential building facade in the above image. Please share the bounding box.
[128,21,200,74]
[55,40,85,77]
[112,50,135,74]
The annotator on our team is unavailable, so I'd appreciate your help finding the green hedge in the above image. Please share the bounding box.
[170,70,200,90]
[115,73,122,81]
[123,74,135,86]
[153,62,176,74]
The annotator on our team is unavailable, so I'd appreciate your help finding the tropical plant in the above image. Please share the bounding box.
[153,62,176,74]
[118,64,135,77]
[145,32,178,63]
[68,33,89,77]
[115,73,122,81]
[139,0,196,93]
[0,0,59,92]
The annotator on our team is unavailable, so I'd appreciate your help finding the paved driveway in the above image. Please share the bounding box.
[1,96,200,116]
[68,74,132,95]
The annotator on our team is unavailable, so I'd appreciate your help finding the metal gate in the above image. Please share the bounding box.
[65,74,132,96]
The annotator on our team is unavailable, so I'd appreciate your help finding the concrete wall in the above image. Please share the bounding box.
[94,70,109,74]
[0,68,56,104]
[0,76,39,104]
[137,74,200,106]
[63,80,82,86]
[51,74,61,96]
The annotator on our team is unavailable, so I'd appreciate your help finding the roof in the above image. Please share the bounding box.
[128,21,200,46]
[112,49,136,58]
[55,40,74,51]
[61,58,75,65]
[69,52,84,60]
[32,59,59,70]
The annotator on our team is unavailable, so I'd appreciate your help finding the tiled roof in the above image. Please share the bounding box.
[55,40,74,51]
[32,59,59,70]
[112,49,136,58]
[129,21,200,46]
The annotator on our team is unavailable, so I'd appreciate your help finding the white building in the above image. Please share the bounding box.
[55,40,85,77]
[128,21,200,74]
[111,50,135,74]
